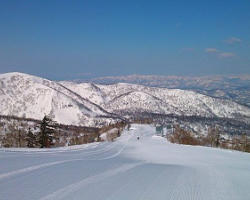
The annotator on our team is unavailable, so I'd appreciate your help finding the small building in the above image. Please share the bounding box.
[156,124,174,137]
[156,125,164,136]
[165,124,174,135]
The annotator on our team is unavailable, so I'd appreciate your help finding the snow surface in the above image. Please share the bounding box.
[0,124,250,200]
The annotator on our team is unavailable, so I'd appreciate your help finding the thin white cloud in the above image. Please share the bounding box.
[205,48,235,58]
[224,37,242,44]
[218,52,235,58]
[205,48,218,53]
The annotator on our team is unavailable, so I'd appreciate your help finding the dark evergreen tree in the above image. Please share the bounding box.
[26,128,36,148]
[38,116,55,148]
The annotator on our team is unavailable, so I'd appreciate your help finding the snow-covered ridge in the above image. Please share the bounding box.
[1,72,250,127]
[62,79,250,120]
[84,74,250,106]
[0,72,118,127]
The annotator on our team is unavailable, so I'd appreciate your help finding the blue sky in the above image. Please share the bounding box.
[0,0,250,80]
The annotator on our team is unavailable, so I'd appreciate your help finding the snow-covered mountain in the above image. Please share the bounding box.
[62,81,250,121]
[84,74,250,106]
[1,72,250,127]
[0,72,119,127]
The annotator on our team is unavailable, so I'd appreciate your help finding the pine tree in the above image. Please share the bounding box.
[26,128,36,148]
[38,115,55,148]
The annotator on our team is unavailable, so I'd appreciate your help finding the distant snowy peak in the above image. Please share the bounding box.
[1,72,250,127]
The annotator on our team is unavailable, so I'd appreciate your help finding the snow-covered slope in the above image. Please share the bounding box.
[1,72,250,127]
[0,124,250,200]
[62,81,250,120]
[0,72,117,126]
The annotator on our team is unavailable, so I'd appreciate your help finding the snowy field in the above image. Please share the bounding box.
[0,124,250,200]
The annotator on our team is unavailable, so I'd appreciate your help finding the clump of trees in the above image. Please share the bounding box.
[230,133,250,152]
[167,125,250,153]
[1,115,56,148]
[0,115,127,148]
[167,125,200,145]
[1,123,26,147]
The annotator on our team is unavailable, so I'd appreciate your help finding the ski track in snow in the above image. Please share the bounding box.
[39,162,143,200]
[0,159,82,181]
[0,124,250,200]
[94,132,133,160]
[0,138,129,181]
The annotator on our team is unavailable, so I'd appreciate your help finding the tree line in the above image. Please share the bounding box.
[167,125,250,153]
[0,115,127,148]
[1,116,57,148]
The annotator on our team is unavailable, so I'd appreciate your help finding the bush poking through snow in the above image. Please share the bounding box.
[167,125,200,145]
